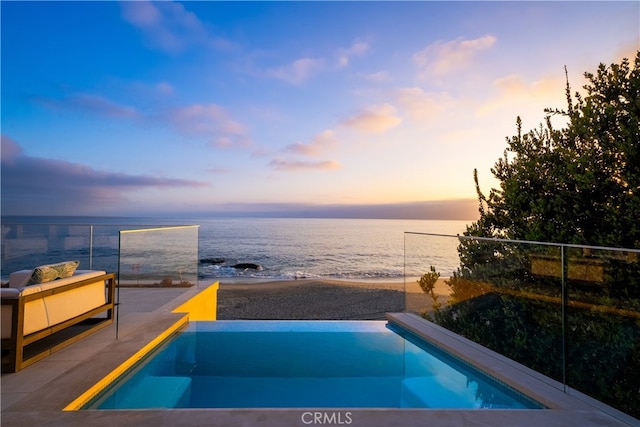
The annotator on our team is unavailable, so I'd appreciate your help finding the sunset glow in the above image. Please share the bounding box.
[1,1,637,218]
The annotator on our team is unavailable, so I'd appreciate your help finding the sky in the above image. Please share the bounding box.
[1,1,638,219]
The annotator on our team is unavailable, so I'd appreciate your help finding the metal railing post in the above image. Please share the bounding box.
[561,244,567,392]
[89,225,94,270]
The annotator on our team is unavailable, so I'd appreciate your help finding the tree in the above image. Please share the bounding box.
[437,53,640,419]
[468,52,640,248]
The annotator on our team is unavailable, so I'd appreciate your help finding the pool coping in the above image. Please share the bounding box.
[2,283,638,427]
[387,313,640,426]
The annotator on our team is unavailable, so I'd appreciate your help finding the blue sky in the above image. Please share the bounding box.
[1,1,638,219]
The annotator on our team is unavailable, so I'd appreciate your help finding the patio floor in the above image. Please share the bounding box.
[1,282,638,427]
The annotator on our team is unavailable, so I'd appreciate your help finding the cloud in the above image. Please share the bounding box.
[493,74,558,96]
[306,199,480,220]
[395,87,452,121]
[155,82,175,96]
[269,159,341,171]
[121,0,161,28]
[0,135,23,164]
[285,130,337,156]
[169,104,251,148]
[37,92,253,150]
[337,40,370,67]
[340,104,402,134]
[127,80,175,99]
[477,74,564,117]
[250,146,272,158]
[209,166,233,174]
[38,93,140,119]
[263,40,368,84]
[413,35,497,77]
[121,1,208,53]
[358,71,392,83]
[267,57,325,85]
[197,199,479,220]
[1,136,208,215]
[38,91,250,150]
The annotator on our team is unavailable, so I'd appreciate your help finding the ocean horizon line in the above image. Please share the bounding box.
[1,199,480,222]
[1,214,477,224]
[1,217,468,282]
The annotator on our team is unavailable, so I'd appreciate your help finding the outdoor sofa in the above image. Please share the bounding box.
[1,261,115,372]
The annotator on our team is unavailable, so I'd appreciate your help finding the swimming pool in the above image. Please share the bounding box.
[83,320,543,410]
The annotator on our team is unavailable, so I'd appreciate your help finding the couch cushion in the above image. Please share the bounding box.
[45,281,107,326]
[27,260,80,286]
[36,270,106,292]
[23,299,49,335]
[9,270,33,288]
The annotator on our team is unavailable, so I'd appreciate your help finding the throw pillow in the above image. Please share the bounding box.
[57,260,80,278]
[27,260,80,285]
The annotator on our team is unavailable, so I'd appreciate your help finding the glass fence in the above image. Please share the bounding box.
[118,226,199,287]
[405,232,640,418]
[1,223,199,287]
[1,222,403,320]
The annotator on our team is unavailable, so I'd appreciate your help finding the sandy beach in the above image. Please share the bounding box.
[215,278,452,320]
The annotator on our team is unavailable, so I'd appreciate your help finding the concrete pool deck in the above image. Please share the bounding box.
[1,281,638,427]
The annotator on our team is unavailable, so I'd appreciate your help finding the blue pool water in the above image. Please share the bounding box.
[87,321,543,410]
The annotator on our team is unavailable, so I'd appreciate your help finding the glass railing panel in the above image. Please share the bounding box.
[86,225,124,272]
[1,224,94,279]
[404,232,461,316]
[117,225,199,288]
[0,223,195,282]
[404,233,565,386]
[564,245,640,417]
[404,233,640,418]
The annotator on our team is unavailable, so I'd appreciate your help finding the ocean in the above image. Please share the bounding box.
[1,217,472,281]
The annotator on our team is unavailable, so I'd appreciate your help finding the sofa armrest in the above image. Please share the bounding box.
[1,291,21,340]
[9,270,32,288]
[1,288,20,298]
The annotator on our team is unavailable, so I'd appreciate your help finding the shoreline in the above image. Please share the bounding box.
[211,276,452,292]
[208,276,408,285]
[210,277,451,320]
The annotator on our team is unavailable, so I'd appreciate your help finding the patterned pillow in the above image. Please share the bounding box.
[27,261,80,285]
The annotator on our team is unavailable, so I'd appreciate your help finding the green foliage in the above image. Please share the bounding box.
[468,52,640,248]
[432,294,640,418]
[418,266,441,312]
[417,266,440,293]
[439,53,640,418]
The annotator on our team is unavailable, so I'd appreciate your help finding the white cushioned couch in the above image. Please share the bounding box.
[1,262,115,372]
